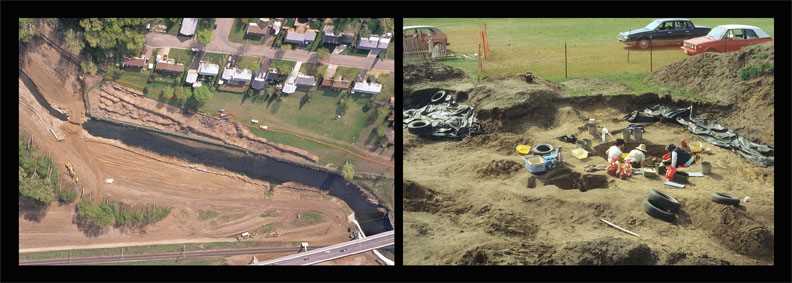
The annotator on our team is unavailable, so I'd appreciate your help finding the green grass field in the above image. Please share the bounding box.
[238,56,260,71]
[116,70,150,91]
[249,127,350,166]
[404,18,774,83]
[334,66,361,80]
[168,48,195,67]
[270,59,295,74]
[203,53,227,65]
[19,241,261,262]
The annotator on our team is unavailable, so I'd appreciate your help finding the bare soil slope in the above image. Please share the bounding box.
[649,44,774,145]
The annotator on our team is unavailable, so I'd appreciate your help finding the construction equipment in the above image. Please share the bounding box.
[65,161,78,183]
[236,231,256,241]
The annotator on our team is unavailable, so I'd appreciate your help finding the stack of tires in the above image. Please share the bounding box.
[644,189,681,223]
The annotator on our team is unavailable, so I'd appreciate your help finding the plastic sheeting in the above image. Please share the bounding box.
[625,105,774,167]
[403,91,481,139]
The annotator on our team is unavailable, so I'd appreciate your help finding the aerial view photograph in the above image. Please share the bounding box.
[18,17,394,265]
[403,18,774,265]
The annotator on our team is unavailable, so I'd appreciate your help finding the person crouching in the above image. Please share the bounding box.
[662,144,696,181]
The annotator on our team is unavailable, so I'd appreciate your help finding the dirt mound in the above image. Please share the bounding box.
[554,236,658,265]
[483,209,538,238]
[404,63,466,84]
[649,44,774,145]
[476,159,522,177]
[665,251,732,265]
[711,206,774,260]
[403,180,446,213]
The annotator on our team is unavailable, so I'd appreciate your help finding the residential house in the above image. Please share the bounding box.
[246,22,270,38]
[180,18,199,36]
[251,59,271,90]
[284,29,317,46]
[155,62,184,75]
[185,69,199,85]
[294,74,317,90]
[351,81,382,95]
[322,25,355,46]
[221,67,253,86]
[198,62,220,77]
[321,77,353,90]
[357,33,392,50]
[122,57,147,70]
[267,68,286,83]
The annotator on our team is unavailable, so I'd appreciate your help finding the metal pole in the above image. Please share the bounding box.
[564,42,568,79]
[627,46,630,63]
[649,35,653,72]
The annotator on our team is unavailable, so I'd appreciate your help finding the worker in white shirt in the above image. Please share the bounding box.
[626,144,648,168]
[606,139,625,162]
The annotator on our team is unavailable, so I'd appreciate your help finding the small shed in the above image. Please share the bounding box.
[122,57,147,70]
[246,22,269,37]
[185,69,199,84]
[180,18,199,36]
[198,62,220,76]
[351,81,382,95]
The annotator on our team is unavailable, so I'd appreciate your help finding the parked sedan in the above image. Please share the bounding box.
[681,25,772,55]
[618,18,710,49]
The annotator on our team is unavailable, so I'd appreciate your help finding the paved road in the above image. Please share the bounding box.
[20,245,327,265]
[252,230,394,265]
[145,18,393,72]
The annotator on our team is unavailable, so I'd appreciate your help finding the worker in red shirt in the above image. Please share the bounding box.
[663,144,696,181]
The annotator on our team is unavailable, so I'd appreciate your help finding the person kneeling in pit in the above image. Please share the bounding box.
[606,139,631,179]
[662,144,696,181]
[626,144,648,168]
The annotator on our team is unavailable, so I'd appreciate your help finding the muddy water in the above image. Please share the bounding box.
[83,120,391,236]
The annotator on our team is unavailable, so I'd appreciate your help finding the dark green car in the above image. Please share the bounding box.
[618,18,711,49]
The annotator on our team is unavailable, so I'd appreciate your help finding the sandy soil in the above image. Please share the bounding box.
[402,68,774,265]
[18,43,356,254]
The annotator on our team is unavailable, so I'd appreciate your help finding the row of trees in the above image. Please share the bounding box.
[19,135,76,206]
[76,198,172,232]
[147,84,214,111]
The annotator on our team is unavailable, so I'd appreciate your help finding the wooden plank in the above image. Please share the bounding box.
[600,218,640,238]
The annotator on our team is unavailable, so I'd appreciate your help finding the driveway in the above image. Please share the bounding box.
[145,18,393,72]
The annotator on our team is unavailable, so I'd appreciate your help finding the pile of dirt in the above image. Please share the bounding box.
[649,44,774,145]
[482,209,538,238]
[554,236,658,265]
[711,206,774,260]
[476,159,522,177]
[461,133,532,155]
[403,180,446,213]
[404,63,466,84]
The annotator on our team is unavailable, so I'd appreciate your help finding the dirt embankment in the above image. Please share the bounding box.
[90,82,319,164]
[649,44,774,145]
[404,63,466,84]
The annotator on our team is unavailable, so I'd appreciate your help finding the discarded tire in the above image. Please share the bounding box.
[408,120,433,136]
[647,189,681,213]
[711,192,741,206]
[430,91,446,103]
[532,144,554,155]
[644,199,676,223]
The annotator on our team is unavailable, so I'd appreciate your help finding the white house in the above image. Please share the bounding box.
[351,81,383,95]
[198,62,220,76]
[180,18,199,36]
[357,33,392,50]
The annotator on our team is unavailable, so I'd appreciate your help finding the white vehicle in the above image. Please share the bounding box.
[251,119,259,124]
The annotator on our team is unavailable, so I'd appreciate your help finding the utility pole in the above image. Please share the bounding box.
[649,35,653,72]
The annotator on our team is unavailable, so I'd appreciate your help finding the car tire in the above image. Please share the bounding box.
[532,144,554,155]
[711,192,741,206]
[648,189,681,213]
[638,39,650,49]
[430,91,446,104]
[644,199,676,223]
[407,120,433,136]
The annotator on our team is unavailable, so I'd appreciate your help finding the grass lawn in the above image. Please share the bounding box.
[116,70,150,91]
[166,19,181,35]
[238,56,260,71]
[270,59,295,74]
[168,48,195,67]
[250,127,350,166]
[334,66,361,80]
[203,53,227,65]
[404,18,774,83]
[356,177,394,212]
[300,63,325,77]
[384,44,394,60]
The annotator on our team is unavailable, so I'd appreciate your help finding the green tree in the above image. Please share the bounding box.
[197,29,213,45]
[76,199,114,228]
[80,60,97,75]
[172,87,188,106]
[161,86,175,101]
[64,28,85,55]
[58,187,78,204]
[342,161,355,181]
[186,85,213,110]
[19,18,36,43]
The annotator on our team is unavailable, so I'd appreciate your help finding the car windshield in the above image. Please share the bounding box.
[644,20,663,30]
[706,26,729,39]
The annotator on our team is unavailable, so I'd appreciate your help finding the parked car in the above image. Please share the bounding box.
[618,18,710,49]
[681,25,772,55]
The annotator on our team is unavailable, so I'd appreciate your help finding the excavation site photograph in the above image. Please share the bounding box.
[402,18,775,265]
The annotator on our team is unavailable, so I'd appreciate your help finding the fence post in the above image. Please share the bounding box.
[564,42,568,79]
[649,35,653,72]
[627,47,630,63]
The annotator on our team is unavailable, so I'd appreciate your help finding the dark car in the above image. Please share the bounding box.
[618,18,710,49]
